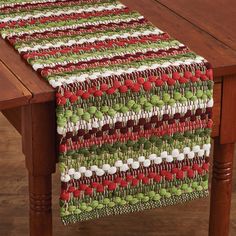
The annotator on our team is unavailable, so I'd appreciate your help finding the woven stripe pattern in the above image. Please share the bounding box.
[0,0,213,224]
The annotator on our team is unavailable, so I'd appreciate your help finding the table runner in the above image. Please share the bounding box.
[0,0,213,224]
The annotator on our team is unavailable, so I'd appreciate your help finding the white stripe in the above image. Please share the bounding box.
[0,4,125,23]
[57,98,213,135]
[61,144,211,180]
[50,56,205,87]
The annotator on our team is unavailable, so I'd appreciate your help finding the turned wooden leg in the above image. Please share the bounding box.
[22,102,56,236]
[29,175,52,236]
[209,137,234,236]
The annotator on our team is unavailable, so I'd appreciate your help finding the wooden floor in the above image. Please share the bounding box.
[0,113,235,236]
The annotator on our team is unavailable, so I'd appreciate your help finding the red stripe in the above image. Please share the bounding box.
[60,109,212,145]
[64,119,212,149]
[22,33,168,59]
[10,18,148,44]
[22,32,167,60]
[58,62,210,92]
[40,46,189,77]
[0,0,107,13]
[61,161,208,193]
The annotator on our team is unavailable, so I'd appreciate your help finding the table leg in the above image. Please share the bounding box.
[22,102,56,236]
[209,137,234,236]
[29,175,53,236]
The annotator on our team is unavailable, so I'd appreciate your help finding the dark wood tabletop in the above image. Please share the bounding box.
[157,0,236,50]
[0,0,236,106]
[0,60,31,110]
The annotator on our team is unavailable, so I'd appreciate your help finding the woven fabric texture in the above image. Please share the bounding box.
[0,0,213,224]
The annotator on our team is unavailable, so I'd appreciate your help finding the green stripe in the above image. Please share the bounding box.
[60,184,208,224]
[59,136,210,169]
[57,95,212,126]
[48,52,197,80]
[29,40,181,65]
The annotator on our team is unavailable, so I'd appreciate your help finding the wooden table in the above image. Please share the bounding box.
[0,0,235,235]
